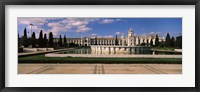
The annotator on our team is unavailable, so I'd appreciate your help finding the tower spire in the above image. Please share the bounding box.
[129,27,133,31]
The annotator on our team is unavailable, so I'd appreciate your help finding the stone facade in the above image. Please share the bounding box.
[54,37,91,46]
[53,28,163,46]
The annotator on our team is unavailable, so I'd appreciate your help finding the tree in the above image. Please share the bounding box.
[140,43,146,46]
[58,35,62,47]
[138,38,140,45]
[155,34,159,47]
[115,34,118,45]
[165,33,171,47]
[69,43,76,47]
[146,39,149,46]
[95,37,97,45]
[64,35,67,46]
[176,35,182,48]
[18,32,20,47]
[150,39,153,46]
[22,28,29,47]
[38,30,43,47]
[170,36,175,47]
[44,33,47,47]
[159,41,165,47]
[48,32,54,47]
[31,32,36,47]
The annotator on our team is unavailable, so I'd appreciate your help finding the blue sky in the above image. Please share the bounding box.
[18,18,182,38]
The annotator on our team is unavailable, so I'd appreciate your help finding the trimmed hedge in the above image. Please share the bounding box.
[18,60,181,64]
[18,55,182,64]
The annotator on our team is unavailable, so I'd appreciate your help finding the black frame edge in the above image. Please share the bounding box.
[0,0,200,92]
[1,0,200,5]
[195,1,200,90]
[0,0,5,91]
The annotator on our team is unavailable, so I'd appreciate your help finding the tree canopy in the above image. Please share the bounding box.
[176,35,182,48]
[38,30,43,47]
[115,34,118,45]
[44,33,48,47]
[165,33,171,47]
[64,35,67,46]
[58,35,62,46]
[22,28,29,47]
[155,34,159,47]
[31,32,36,47]
[170,36,175,47]
[48,32,54,47]
[150,38,153,46]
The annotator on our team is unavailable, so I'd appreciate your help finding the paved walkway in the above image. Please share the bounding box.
[18,48,75,57]
[18,64,182,74]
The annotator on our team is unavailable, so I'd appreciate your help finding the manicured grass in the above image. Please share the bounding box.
[18,54,182,64]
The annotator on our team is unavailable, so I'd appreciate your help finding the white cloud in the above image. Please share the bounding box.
[24,24,46,38]
[116,19,122,21]
[104,35,114,38]
[99,18,123,24]
[18,17,62,37]
[48,22,64,27]
[61,18,89,26]
[138,32,162,37]
[91,33,114,38]
[91,33,97,36]
[115,32,121,35]
[76,25,92,33]
[91,33,97,38]
[148,32,162,36]
[18,17,125,37]
[18,17,48,26]
[100,19,114,24]
[97,35,114,38]
[47,22,72,34]
[27,25,41,31]
[52,18,95,34]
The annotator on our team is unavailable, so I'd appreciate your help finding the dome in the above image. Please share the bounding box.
[128,28,133,32]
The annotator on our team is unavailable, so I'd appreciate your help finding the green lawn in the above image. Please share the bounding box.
[18,54,182,64]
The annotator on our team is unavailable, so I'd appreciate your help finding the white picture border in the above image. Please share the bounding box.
[5,5,195,87]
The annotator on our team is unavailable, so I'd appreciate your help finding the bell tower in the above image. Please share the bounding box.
[128,28,135,46]
[121,33,125,46]
[128,28,134,37]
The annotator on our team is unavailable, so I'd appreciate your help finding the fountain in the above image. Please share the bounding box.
[90,45,151,55]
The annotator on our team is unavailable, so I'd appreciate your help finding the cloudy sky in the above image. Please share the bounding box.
[18,18,182,38]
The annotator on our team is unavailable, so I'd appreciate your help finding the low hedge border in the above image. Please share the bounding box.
[18,54,182,64]
[18,60,182,64]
